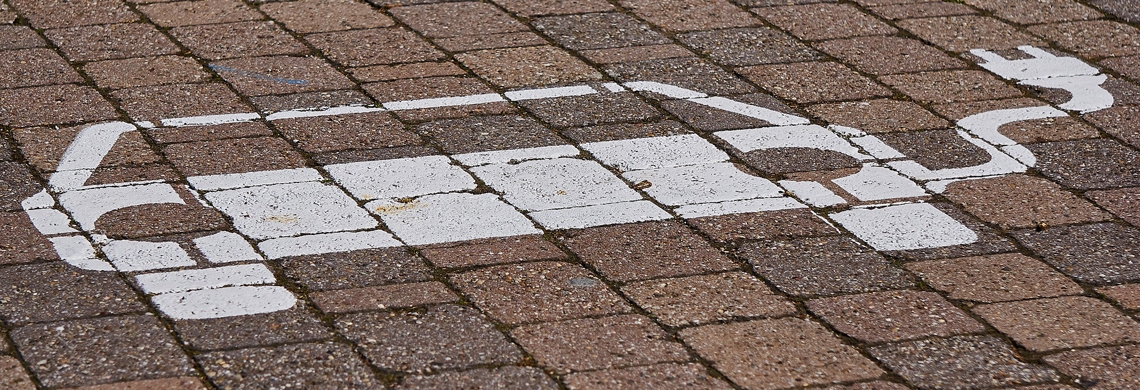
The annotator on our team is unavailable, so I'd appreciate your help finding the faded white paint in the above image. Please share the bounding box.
[327,156,476,201]
[623,163,783,206]
[529,200,671,229]
[187,168,323,192]
[151,285,296,320]
[716,125,872,161]
[259,230,402,259]
[583,134,729,171]
[675,197,806,219]
[777,180,847,207]
[453,145,580,166]
[193,232,263,263]
[58,183,185,231]
[831,203,978,251]
[369,193,538,245]
[205,182,378,240]
[102,240,196,272]
[831,165,928,202]
[135,263,276,294]
[471,158,646,212]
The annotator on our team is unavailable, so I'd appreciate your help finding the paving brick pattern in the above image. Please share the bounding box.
[1,0,1139,388]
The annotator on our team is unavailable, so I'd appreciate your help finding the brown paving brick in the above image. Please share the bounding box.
[416,114,564,154]
[964,0,1101,25]
[1087,187,1140,226]
[1027,138,1140,190]
[349,62,466,82]
[274,111,420,153]
[94,187,230,239]
[279,248,432,291]
[739,61,891,103]
[337,304,522,373]
[46,23,179,62]
[580,44,695,65]
[1087,106,1140,149]
[563,120,691,143]
[678,27,821,66]
[260,0,394,33]
[398,366,559,390]
[817,36,966,76]
[211,56,354,96]
[434,31,546,52]
[868,2,977,20]
[1044,345,1140,390]
[450,261,631,324]
[943,174,1112,229]
[907,253,1083,303]
[365,76,515,122]
[0,356,31,390]
[511,314,689,374]
[456,46,602,88]
[808,99,949,134]
[622,272,795,327]
[561,221,737,282]
[606,57,757,95]
[738,0,839,6]
[147,121,273,144]
[738,235,913,296]
[113,83,250,122]
[880,70,1022,104]
[681,318,883,390]
[0,213,58,265]
[808,290,985,343]
[66,377,206,390]
[533,13,672,51]
[1090,0,1140,23]
[868,335,1058,390]
[1029,21,1140,59]
[0,48,81,89]
[931,97,1048,121]
[84,56,211,89]
[519,92,663,128]
[1099,77,1140,106]
[619,0,757,32]
[0,162,42,212]
[851,0,925,5]
[738,145,863,174]
[1098,283,1140,310]
[0,85,118,127]
[975,296,1140,352]
[898,15,1044,52]
[311,281,459,314]
[491,0,614,16]
[172,21,308,60]
[250,89,375,113]
[660,93,794,131]
[313,145,440,165]
[756,4,897,40]
[933,98,1101,144]
[12,314,194,388]
[392,2,526,38]
[172,304,331,350]
[139,0,262,27]
[1014,222,1140,285]
[421,235,566,268]
[0,26,44,50]
[9,0,136,29]
[85,163,181,187]
[822,382,911,390]
[197,342,379,388]
[164,136,306,176]
[14,125,160,174]
[306,28,444,67]
[564,362,732,390]
[689,208,838,243]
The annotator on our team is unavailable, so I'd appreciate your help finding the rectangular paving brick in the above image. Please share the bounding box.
[1027,139,1140,190]
[392,2,526,38]
[172,21,308,60]
[579,44,695,65]
[942,174,1112,229]
[519,92,663,128]
[0,162,42,212]
[113,82,251,122]
[147,121,274,144]
[619,0,758,32]
[816,36,966,75]
[963,0,1101,25]
[868,2,977,20]
[261,0,394,33]
[933,98,1101,144]
[273,111,420,153]
[399,366,559,389]
[0,212,58,264]
[880,70,1022,104]
[1030,21,1140,59]
[738,235,913,296]
[172,303,332,350]
[433,31,546,52]
[88,190,229,239]
[511,314,690,374]
[606,57,757,95]
[1101,56,1140,82]
[164,136,307,176]
[564,362,733,390]
[14,125,160,175]
[1043,345,1140,390]
[456,46,602,88]
[680,318,883,390]
[533,13,672,51]
[0,48,82,89]
[449,261,631,324]
[84,56,211,89]
[211,56,355,96]
[660,93,794,131]
[492,0,614,16]
[678,27,821,66]
[65,377,206,390]
[689,209,838,243]
[0,25,44,50]
[249,89,375,114]
[563,120,691,143]
[621,272,796,327]
[310,281,459,313]
[420,235,566,268]
[0,85,118,127]
[1087,187,1140,227]
[46,23,180,62]
[808,290,985,343]
[738,61,891,103]
[1014,222,1140,285]
[907,253,1083,303]
[867,335,1058,390]
[9,0,136,29]
[1086,106,1140,149]
[306,28,444,67]
[417,114,563,154]
[139,0,262,27]
[898,15,1045,52]
[755,3,897,40]
[807,99,949,134]
[561,221,738,282]
[348,61,467,82]
[279,248,432,291]
[974,296,1140,352]
[197,342,379,388]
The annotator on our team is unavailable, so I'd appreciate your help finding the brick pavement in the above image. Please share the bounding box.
[0,0,1138,388]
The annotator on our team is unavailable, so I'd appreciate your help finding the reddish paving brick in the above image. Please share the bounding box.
[898,15,1045,52]
[260,0,394,33]
[249,89,374,113]
[561,221,737,282]
[1029,20,1140,58]
[740,146,860,174]
[421,235,566,268]
[564,362,732,390]
[975,296,1140,351]
[1027,138,1140,190]
[0,262,145,324]
[93,188,229,239]
[563,120,692,143]
[907,253,1083,303]
[0,48,81,89]
[756,4,897,40]
[1044,345,1140,390]
[816,36,966,75]
[433,31,547,52]
[449,261,632,324]
[0,355,33,390]
[139,0,262,27]
[580,44,695,65]
[618,0,758,32]
[808,290,985,343]
[399,366,559,390]
[1101,56,1140,82]
[391,2,526,38]
[85,163,182,188]
[337,304,522,373]
[677,27,821,66]
[942,174,1112,229]
[1087,187,1140,226]
[680,318,883,390]
[164,136,306,176]
[511,314,690,374]
[46,23,180,62]
[738,235,913,296]
[533,13,672,51]
[9,0,136,29]
[84,56,211,89]
[491,0,614,16]
[456,46,602,88]
[310,281,459,314]
[306,28,445,67]
[807,99,950,134]
[0,26,44,50]
[660,93,794,131]
[211,56,355,96]
[14,125,160,174]
[0,212,58,265]
[1090,0,1140,22]
[172,304,332,351]
[279,248,432,291]
[0,162,43,211]
[689,208,838,243]
[867,335,1058,390]
[738,61,891,103]
[274,111,420,153]
[1086,106,1140,149]
[11,315,194,389]
[172,21,309,60]
[880,70,1022,104]
[868,2,977,20]
[348,62,467,82]
[113,83,250,122]
[1014,223,1140,285]
[417,114,563,154]
[519,92,663,128]
[197,342,379,388]
[963,0,1101,25]
[65,377,206,390]
[1099,284,1140,310]
[0,85,118,127]
[606,57,757,95]
[622,272,796,327]
[822,382,911,390]
[365,76,515,122]
[147,121,273,144]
